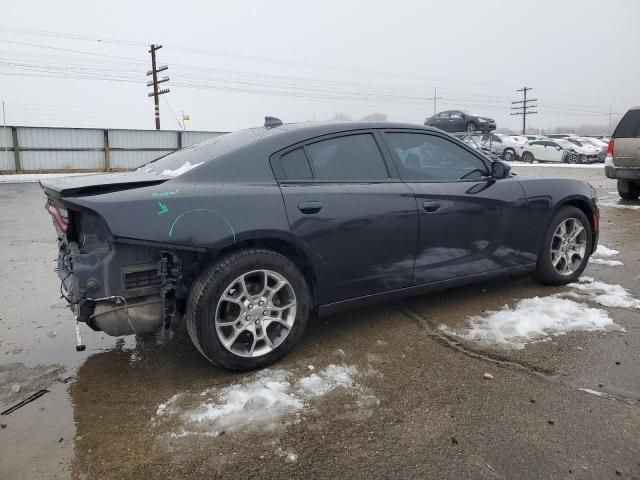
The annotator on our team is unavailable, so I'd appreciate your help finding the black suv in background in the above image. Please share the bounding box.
[605,106,640,199]
[425,110,496,133]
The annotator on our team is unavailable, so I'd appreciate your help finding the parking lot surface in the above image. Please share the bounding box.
[0,165,639,480]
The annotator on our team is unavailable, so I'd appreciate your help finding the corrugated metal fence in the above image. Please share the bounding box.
[0,126,227,173]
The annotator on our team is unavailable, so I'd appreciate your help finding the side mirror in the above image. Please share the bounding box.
[491,160,511,179]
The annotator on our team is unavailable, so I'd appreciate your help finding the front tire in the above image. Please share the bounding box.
[617,179,640,200]
[186,248,311,371]
[465,122,476,133]
[522,151,534,163]
[533,206,592,285]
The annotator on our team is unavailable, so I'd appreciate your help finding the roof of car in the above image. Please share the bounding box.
[234,121,442,147]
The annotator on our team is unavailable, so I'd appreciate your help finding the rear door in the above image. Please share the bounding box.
[546,141,565,162]
[434,111,449,129]
[612,109,640,167]
[448,111,465,131]
[272,131,418,305]
[528,141,547,160]
[381,130,530,285]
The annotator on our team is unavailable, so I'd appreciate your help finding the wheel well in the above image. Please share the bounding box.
[558,199,598,247]
[213,238,318,310]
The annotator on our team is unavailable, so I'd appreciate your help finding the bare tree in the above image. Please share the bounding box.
[360,113,388,122]
[330,113,353,121]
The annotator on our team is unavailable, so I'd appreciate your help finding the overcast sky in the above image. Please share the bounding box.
[1,0,639,132]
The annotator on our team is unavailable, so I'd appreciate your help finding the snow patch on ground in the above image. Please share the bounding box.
[509,161,604,169]
[593,245,619,257]
[589,258,623,267]
[0,172,101,184]
[569,277,640,309]
[160,161,203,177]
[579,388,612,399]
[599,201,640,211]
[440,296,615,349]
[442,275,637,349]
[275,447,299,462]
[156,364,373,437]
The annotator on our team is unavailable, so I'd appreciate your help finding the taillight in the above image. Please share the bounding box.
[593,211,600,233]
[607,140,614,156]
[45,203,69,233]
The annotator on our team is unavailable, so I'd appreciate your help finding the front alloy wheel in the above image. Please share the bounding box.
[550,218,587,276]
[533,206,592,285]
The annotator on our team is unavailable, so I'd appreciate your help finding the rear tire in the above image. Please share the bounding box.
[503,149,515,161]
[185,248,311,371]
[617,179,640,200]
[533,206,592,286]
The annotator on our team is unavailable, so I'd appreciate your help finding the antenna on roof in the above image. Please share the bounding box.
[264,116,283,128]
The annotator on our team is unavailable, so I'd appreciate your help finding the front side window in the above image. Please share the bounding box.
[450,111,463,118]
[305,134,389,181]
[385,132,488,182]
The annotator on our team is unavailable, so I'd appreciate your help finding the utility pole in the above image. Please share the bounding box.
[510,86,537,135]
[2,101,7,155]
[431,87,443,116]
[608,105,619,132]
[147,44,170,130]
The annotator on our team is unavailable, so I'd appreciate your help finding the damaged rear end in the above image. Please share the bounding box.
[42,173,184,337]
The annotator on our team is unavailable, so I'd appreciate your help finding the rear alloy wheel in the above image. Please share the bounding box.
[466,122,477,133]
[522,151,534,163]
[617,179,640,200]
[186,248,310,371]
[503,149,515,162]
[533,206,592,285]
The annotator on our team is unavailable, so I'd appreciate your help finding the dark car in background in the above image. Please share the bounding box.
[42,120,598,371]
[425,110,496,133]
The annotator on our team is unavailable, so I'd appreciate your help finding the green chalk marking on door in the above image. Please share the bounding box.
[157,202,169,215]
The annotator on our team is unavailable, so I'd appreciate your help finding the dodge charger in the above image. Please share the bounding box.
[42,119,599,371]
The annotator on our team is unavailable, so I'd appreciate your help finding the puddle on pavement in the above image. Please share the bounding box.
[1,172,639,478]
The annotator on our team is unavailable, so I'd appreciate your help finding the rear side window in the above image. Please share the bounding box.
[306,134,389,181]
[280,148,312,180]
[613,110,640,138]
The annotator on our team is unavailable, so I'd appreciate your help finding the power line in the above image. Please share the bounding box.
[511,87,537,134]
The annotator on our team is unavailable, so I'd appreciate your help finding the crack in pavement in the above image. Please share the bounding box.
[398,307,640,406]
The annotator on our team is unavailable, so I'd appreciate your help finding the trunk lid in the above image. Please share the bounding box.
[40,172,169,198]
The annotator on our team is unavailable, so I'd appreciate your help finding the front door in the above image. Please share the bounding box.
[273,132,419,305]
[381,130,531,285]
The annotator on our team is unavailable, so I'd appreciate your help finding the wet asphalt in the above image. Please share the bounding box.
[0,166,639,480]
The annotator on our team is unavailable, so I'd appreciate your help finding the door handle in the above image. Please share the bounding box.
[298,201,323,214]
[422,200,441,213]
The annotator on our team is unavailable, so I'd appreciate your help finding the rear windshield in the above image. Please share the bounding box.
[137,128,266,176]
[613,109,640,139]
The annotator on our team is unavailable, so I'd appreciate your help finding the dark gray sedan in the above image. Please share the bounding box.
[425,110,496,133]
[42,120,598,371]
